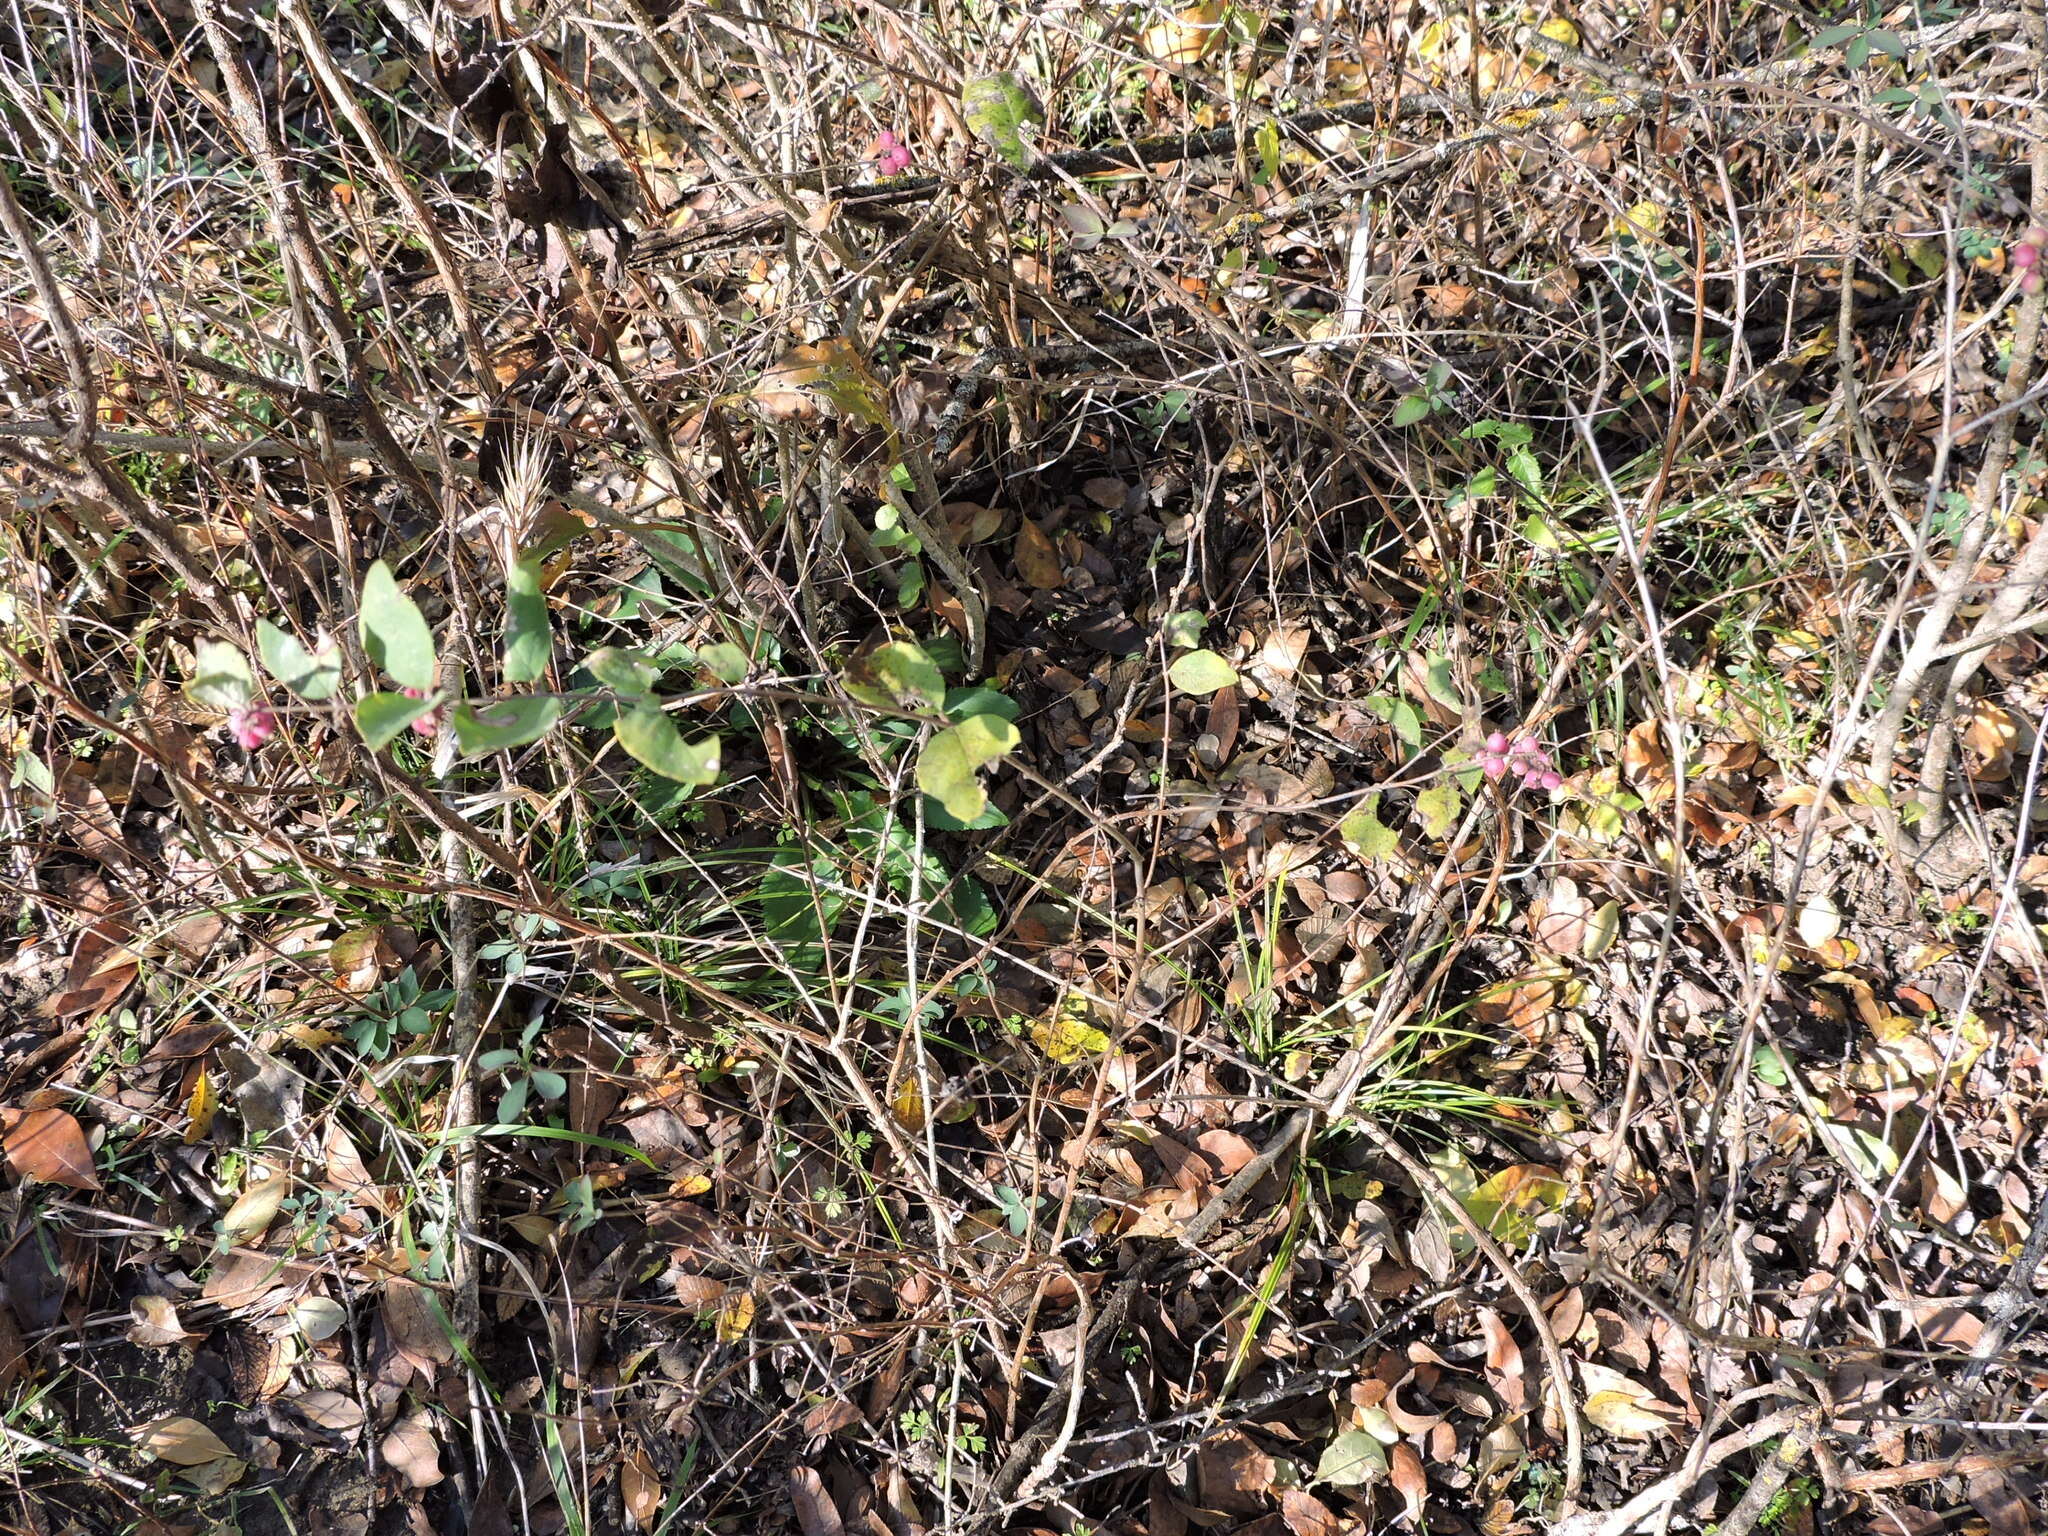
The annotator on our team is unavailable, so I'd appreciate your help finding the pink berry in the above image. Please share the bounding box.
[228,702,276,751]
[1485,732,1508,753]
[2027,226,2048,246]
[2026,271,2044,295]
[2015,243,2040,269]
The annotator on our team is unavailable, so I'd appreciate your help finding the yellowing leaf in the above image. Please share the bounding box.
[183,1069,219,1145]
[1414,781,1463,840]
[755,338,890,429]
[1169,649,1239,695]
[1462,1164,1568,1246]
[916,713,1020,823]
[715,1291,756,1343]
[1031,996,1111,1064]
[1539,17,1581,45]
[1578,1363,1679,1438]
[220,1171,290,1245]
[1339,796,1401,862]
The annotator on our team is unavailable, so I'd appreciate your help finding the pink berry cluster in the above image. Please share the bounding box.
[228,702,276,751]
[2015,226,2048,294]
[873,130,912,177]
[403,687,439,739]
[1478,730,1562,792]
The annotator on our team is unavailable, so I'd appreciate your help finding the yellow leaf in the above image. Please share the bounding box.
[891,1074,926,1132]
[1613,201,1665,242]
[1538,16,1581,46]
[1142,1,1225,65]
[183,1069,218,1146]
[1030,996,1111,1064]
[279,1023,347,1049]
[715,1292,756,1343]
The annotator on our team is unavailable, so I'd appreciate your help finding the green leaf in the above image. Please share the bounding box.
[1314,1428,1389,1488]
[1254,117,1281,184]
[503,559,550,684]
[584,646,659,697]
[961,72,1044,170]
[1363,694,1424,750]
[696,642,750,685]
[452,696,562,757]
[1420,652,1462,711]
[1813,21,1860,46]
[355,690,433,750]
[916,713,1021,824]
[846,640,946,712]
[1751,1044,1790,1087]
[1506,445,1544,500]
[186,640,255,711]
[1392,393,1432,428]
[1414,781,1463,840]
[943,686,1019,723]
[921,794,1010,832]
[1167,649,1239,695]
[614,701,720,786]
[358,561,437,692]
[1163,610,1208,648]
[256,621,339,701]
[1339,796,1401,862]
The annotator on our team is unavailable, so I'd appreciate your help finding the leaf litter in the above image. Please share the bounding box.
[2,2,2047,1534]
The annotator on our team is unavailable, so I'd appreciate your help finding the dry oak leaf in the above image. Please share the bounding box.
[3,1108,100,1190]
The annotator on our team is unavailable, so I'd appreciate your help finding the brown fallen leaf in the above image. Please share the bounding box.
[621,1440,663,1528]
[219,1171,291,1245]
[134,1415,234,1466]
[380,1409,445,1488]
[128,1295,198,1348]
[1014,518,1064,589]
[1280,1488,1343,1536]
[1197,1428,1275,1515]
[4,1108,100,1190]
[789,1465,845,1536]
[1391,1441,1429,1522]
[292,1390,365,1437]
